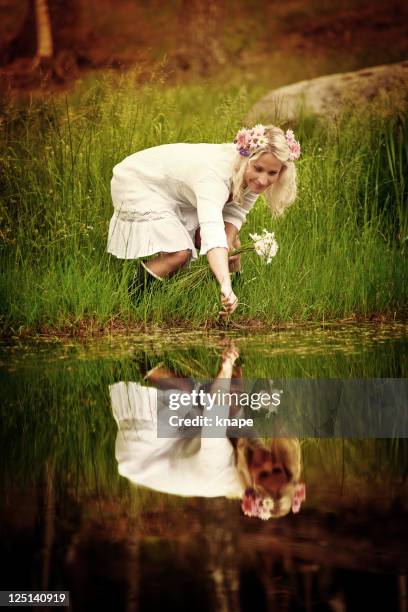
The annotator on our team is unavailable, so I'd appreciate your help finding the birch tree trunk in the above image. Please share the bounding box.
[0,0,81,80]
[35,0,53,60]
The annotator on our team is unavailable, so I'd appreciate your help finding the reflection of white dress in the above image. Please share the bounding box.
[109,382,244,498]
[107,143,259,260]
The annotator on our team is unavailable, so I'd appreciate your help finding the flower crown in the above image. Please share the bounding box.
[233,124,301,161]
[241,483,306,519]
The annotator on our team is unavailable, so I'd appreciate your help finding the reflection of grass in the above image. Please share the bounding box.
[302,438,408,511]
[0,72,407,334]
[1,342,407,512]
[2,324,407,376]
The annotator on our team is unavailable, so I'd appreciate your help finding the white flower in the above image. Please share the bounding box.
[262,498,274,510]
[249,229,279,264]
[256,135,269,148]
[251,124,266,139]
[259,508,272,520]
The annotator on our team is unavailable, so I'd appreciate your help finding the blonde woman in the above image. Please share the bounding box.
[107,125,300,316]
[110,344,305,519]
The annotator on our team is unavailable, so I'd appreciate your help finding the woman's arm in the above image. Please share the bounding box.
[224,221,241,272]
[224,221,238,247]
[206,247,238,316]
[192,174,241,315]
[195,222,240,271]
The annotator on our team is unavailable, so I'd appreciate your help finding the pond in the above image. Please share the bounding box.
[1,323,407,611]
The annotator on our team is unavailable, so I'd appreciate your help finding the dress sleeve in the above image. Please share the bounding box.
[192,172,230,256]
[222,193,259,231]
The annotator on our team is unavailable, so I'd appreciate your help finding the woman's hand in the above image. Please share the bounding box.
[220,280,238,317]
[206,248,238,317]
[221,342,240,366]
[217,342,240,379]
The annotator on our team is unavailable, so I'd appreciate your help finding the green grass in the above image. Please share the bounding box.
[0,70,407,333]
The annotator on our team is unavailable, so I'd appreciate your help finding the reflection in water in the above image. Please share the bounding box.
[0,328,407,610]
[110,344,305,519]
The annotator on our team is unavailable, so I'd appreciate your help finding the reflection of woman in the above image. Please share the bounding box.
[110,345,305,519]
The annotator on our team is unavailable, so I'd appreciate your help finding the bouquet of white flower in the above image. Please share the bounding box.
[248,229,279,264]
[171,229,279,292]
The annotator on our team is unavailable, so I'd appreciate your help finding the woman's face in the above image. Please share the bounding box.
[243,152,283,194]
[249,447,289,495]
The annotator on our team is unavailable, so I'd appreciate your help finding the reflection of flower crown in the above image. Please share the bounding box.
[233,124,301,161]
[241,483,306,519]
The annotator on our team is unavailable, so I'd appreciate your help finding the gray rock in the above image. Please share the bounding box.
[246,60,408,123]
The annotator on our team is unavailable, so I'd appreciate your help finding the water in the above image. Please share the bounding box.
[1,323,407,611]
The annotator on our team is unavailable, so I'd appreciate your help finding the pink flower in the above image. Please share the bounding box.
[285,129,301,161]
[292,497,302,513]
[234,128,251,149]
[288,141,301,161]
[242,495,255,515]
[291,482,306,513]
[295,482,306,501]
[241,489,273,520]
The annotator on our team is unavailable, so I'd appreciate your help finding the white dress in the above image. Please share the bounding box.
[110,381,244,498]
[107,143,259,260]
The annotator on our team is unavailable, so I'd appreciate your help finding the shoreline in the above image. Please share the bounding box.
[1,312,407,343]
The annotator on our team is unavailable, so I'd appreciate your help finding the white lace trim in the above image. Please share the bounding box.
[117,210,171,223]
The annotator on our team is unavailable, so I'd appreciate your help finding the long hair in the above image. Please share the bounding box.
[234,437,302,518]
[231,125,298,216]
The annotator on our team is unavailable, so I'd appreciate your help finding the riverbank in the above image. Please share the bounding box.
[1,75,407,335]
[1,314,407,343]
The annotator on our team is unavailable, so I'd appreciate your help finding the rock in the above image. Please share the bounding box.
[246,60,408,123]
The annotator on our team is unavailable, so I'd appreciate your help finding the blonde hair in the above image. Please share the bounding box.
[235,438,302,518]
[231,125,297,216]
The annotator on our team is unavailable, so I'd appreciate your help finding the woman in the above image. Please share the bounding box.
[107,124,300,316]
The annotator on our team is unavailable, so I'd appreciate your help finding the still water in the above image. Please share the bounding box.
[1,323,407,611]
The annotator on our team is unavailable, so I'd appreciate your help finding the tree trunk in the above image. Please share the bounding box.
[0,0,81,79]
[35,0,53,59]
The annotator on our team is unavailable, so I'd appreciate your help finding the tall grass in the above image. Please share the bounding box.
[0,71,407,332]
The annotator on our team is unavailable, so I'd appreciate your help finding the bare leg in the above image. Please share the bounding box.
[143,249,192,279]
[145,366,194,392]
